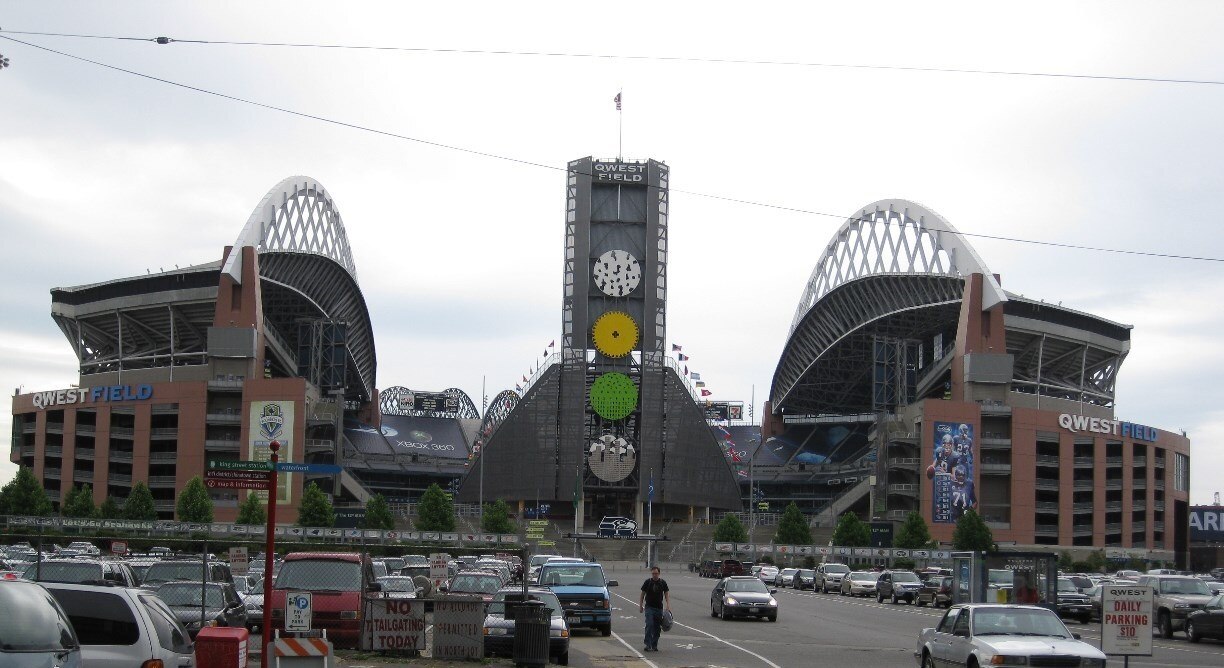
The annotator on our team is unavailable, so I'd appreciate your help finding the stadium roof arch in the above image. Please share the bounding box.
[51,176,377,401]
[772,199,1130,416]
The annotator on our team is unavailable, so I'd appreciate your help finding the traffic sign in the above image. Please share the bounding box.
[111,541,127,555]
[286,592,312,632]
[229,546,249,575]
[538,540,556,547]
[207,459,273,471]
[275,462,342,474]
[527,520,549,527]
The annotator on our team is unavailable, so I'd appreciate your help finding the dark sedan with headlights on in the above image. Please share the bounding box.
[710,576,779,621]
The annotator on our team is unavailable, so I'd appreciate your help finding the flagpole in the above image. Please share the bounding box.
[617,88,623,160]
[648,467,653,537]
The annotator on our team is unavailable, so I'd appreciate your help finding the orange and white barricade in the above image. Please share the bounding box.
[271,631,333,668]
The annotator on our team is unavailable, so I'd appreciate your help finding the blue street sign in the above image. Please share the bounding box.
[275,462,342,474]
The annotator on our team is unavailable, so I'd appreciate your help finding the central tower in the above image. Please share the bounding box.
[559,157,669,526]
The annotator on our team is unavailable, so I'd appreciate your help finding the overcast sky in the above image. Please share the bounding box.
[2,2,1223,505]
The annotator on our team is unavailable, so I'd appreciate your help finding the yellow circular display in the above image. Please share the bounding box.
[592,311,639,358]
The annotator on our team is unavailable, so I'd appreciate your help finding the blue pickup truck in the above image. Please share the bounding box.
[537,561,618,636]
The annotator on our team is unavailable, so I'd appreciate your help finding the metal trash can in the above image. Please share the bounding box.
[512,599,550,667]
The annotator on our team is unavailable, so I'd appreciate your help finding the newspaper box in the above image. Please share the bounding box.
[196,626,249,668]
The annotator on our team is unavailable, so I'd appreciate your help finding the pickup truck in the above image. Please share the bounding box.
[537,561,618,636]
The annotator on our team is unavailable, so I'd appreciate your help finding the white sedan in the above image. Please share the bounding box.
[916,604,1106,668]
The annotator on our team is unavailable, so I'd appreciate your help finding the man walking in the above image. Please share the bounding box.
[638,565,670,652]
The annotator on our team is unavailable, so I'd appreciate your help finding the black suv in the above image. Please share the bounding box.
[1054,577,1093,623]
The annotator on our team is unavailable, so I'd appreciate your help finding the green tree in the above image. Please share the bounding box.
[235,492,267,525]
[98,495,122,520]
[1085,549,1108,574]
[61,484,98,518]
[893,511,935,549]
[481,498,514,534]
[951,508,995,552]
[0,467,53,516]
[297,482,336,527]
[122,482,158,521]
[831,511,871,547]
[1058,550,1074,572]
[176,476,214,523]
[773,502,812,545]
[415,483,455,532]
[363,494,396,531]
[713,513,748,544]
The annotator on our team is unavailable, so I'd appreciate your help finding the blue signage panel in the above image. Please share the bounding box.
[275,462,342,474]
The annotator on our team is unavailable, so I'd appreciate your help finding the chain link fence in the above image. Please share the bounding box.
[2,518,532,658]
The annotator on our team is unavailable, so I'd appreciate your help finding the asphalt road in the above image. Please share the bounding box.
[558,570,1224,668]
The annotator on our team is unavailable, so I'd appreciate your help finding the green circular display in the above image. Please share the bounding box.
[590,372,638,420]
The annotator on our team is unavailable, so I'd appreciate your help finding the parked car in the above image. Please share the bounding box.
[483,587,570,665]
[817,562,851,593]
[1054,577,1093,623]
[710,576,778,621]
[377,575,419,599]
[917,604,1106,668]
[1138,574,1215,638]
[876,570,923,604]
[44,581,195,667]
[269,552,379,649]
[699,560,721,578]
[840,571,879,597]
[774,568,799,588]
[22,558,138,587]
[718,559,746,578]
[793,568,816,590]
[1185,593,1224,643]
[917,575,955,608]
[155,581,248,637]
[0,577,82,667]
[537,561,617,636]
[756,565,779,583]
[141,560,234,589]
[447,571,507,604]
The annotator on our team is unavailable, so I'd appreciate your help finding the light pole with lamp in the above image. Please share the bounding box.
[746,437,764,543]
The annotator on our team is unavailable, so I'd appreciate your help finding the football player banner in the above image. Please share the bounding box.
[929,421,976,523]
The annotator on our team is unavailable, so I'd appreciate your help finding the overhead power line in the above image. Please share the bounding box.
[1,33,1222,264]
[3,28,1224,87]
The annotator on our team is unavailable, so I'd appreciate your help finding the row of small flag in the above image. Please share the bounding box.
[515,340,557,393]
[672,343,713,397]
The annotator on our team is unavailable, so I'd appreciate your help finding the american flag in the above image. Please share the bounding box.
[614,92,622,111]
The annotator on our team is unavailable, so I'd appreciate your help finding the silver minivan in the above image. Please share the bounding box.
[44,581,195,668]
[0,578,82,668]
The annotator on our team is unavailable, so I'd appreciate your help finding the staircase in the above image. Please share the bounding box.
[809,477,871,527]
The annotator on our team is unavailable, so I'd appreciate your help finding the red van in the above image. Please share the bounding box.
[269,552,379,648]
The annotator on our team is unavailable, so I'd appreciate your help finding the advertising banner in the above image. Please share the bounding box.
[1190,506,1224,543]
[930,421,976,523]
[249,400,295,505]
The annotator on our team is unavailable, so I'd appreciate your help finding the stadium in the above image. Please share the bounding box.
[9,176,479,523]
[754,199,1191,565]
[8,174,1193,564]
